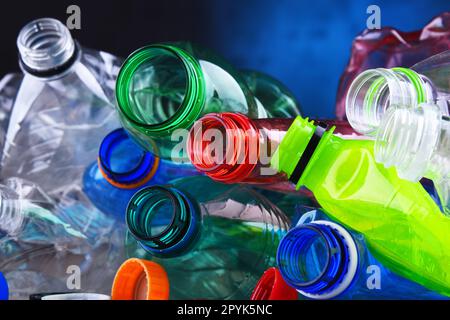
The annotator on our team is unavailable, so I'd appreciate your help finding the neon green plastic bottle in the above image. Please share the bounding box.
[271,116,450,296]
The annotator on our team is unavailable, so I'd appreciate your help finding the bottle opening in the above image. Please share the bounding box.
[277,221,358,299]
[346,68,425,136]
[126,186,198,255]
[98,128,159,189]
[188,112,259,183]
[116,45,205,136]
[17,18,76,74]
[375,104,441,181]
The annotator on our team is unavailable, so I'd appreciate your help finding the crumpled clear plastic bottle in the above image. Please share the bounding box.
[336,12,450,119]
[0,177,126,300]
[0,18,122,195]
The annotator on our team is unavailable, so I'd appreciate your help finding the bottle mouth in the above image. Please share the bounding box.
[277,221,358,299]
[187,112,259,183]
[126,186,199,257]
[250,267,297,300]
[116,44,205,137]
[17,18,77,76]
[375,104,441,181]
[346,67,427,136]
[98,128,160,189]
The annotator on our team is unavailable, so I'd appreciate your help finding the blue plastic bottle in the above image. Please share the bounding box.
[83,128,200,219]
[277,209,447,300]
[0,272,8,300]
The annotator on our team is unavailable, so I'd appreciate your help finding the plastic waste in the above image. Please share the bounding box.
[0,18,122,195]
[115,42,301,160]
[0,177,125,299]
[250,267,298,300]
[111,258,169,300]
[124,176,290,299]
[375,103,449,214]
[336,12,450,119]
[83,128,201,219]
[0,272,8,300]
[270,115,450,296]
[277,209,447,299]
[345,50,450,136]
[187,113,357,187]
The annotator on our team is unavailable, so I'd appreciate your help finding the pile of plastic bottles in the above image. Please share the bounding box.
[0,14,448,300]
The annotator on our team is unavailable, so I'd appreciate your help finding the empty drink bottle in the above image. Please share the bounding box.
[270,115,450,296]
[375,103,449,214]
[336,12,450,119]
[345,49,450,136]
[124,176,290,299]
[83,128,201,219]
[115,42,301,160]
[187,112,356,187]
[0,18,122,195]
[0,177,125,299]
[277,209,447,299]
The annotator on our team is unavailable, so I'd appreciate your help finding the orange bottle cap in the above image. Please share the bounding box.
[111,258,169,300]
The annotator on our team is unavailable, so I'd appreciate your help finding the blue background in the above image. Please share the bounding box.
[203,0,450,118]
[1,0,449,118]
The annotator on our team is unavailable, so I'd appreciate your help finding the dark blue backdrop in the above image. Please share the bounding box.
[1,0,449,118]
[203,0,450,118]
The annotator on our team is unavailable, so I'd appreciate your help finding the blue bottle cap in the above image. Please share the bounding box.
[0,272,9,300]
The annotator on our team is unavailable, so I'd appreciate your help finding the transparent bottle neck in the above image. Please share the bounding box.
[375,104,450,213]
[346,67,438,136]
[17,18,76,76]
[0,188,23,236]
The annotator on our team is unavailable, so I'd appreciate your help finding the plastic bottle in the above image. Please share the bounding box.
[336,12,450,119]
[83,128,201,219]
[187,112,357,187]
[375,103,449,215]
[240,70,303,118]
[115,42,301,160]
[277,209,447,299]
[0,18,122,195]
[270,115,450,296]
[250,267,298,300]
[124,176,290,299]
[345,50,450,136]
[0,177,125,299]
[0,272,8,300]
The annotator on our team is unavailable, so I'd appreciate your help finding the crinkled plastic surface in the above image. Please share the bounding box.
[336,12,450,119]
[0,47,123,196]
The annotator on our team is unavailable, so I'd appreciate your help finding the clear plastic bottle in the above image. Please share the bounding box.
[271,115,450,296]
[345,50,450,136]
[0,18,122,195]
[124,176,290,299]
[83,128,201,219]
[336,12,450,119]
[375,103,449,215]
[0,177,125,299]
[277,209,447,299]
[115,42,301,160]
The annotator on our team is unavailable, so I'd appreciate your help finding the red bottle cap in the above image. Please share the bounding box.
[250,267,298,300]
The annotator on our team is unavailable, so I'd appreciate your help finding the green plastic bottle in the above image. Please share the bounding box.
[125,176,290,299]
[271,116,450,296]
[115,42,301,160]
